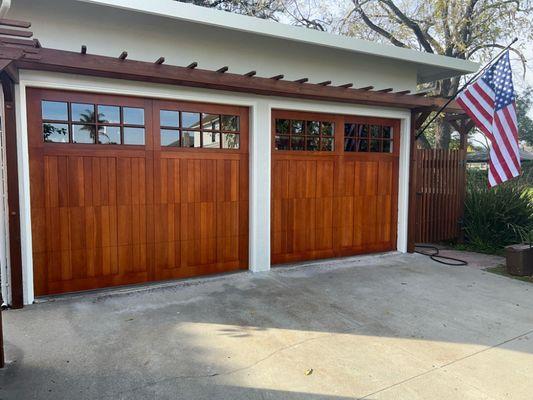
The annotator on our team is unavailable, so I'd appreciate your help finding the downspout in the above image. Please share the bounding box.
[0,1,11,19]
[0,85,11,308]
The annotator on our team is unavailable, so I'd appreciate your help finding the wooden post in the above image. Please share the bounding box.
[407,110,432,252]
[1,73,24,308]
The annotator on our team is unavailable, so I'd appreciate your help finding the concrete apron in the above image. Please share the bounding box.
[0,252,532,400]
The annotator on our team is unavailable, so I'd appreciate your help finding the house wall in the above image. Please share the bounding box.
[13,69,411,305]
[8,0,418,92]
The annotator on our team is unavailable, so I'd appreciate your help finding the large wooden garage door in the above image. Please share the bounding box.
[27,89,248,296]
[271,110,399,264]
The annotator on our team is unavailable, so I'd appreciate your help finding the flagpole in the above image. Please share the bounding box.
[415,38,518,140]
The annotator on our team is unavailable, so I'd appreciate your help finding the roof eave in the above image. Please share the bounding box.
[75,0,479,79]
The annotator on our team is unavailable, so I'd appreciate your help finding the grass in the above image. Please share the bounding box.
[485,265,533,284]
[452,242,505,256]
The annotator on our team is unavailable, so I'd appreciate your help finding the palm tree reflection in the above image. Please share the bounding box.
[78,110,120,144]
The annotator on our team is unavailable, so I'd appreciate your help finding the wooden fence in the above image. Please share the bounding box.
[413,148,467,243]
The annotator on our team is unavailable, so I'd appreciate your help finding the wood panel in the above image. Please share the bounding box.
[271,111,399,264]
[414,148,466,243]
[27,89,248,296]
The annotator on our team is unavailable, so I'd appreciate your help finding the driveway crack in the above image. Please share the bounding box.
[358,328,533,400]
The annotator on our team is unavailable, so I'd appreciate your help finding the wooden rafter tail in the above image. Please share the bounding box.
[377,88,393,93]
[0,19,31,29]
[187,62,198,69]
[413,91,431,97]
[338,83,353,88]
[270,74,284,80]
[394,90,411,95]
[318,81,331,86]
[244,70,256,77]
[81,45,87,54]
[155,57,165,65]
[357,86,373,91]
[0,27,33,38]
[0,37,37,47]
[294,78,308,84]
[216,66,229,73]
[118,51,128,60]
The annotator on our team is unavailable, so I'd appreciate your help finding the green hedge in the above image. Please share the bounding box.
[464,163,533,252]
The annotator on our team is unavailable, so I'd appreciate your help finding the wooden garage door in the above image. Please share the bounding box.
[27,89,248,296]
[271,110,399,264]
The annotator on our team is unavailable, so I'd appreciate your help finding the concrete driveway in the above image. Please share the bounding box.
[0,253,532,399]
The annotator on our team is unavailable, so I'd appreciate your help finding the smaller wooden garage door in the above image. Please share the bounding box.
[27,89,248,296]
[271,110,399,264]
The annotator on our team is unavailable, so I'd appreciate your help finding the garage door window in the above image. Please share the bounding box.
[41,100,145,145]
[160,110,240,149]
[344,124,393,153]
[274,118,335,151]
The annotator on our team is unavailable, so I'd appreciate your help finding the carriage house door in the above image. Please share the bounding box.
[271,110,399,264]
[27,89,248,296]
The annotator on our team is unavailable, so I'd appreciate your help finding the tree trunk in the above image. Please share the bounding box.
[434,115,453,149]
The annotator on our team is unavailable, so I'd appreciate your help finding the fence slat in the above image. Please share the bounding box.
[414,148,466,243]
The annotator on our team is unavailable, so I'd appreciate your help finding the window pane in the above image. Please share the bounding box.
[123,107,144,125]
[276,119,289,134]
[202,114,220,131]
[275,135,290,150]
[383,140,392,153]
[203,131,221,148]
[306,136,319,151]
[161,129,180,147]
[98,126,121,144]
[222,133,240,149]
[359,125,369,138]
[98,105,120,124]
[43,123,68,143]
[321,138,334,151]
[71,103,95,123]
[221,115,239,131]
[182,131,200,148]
[291,136,304,150]
[160,110,179,127]
[321,122,334,136]
[370,125,380,138]
[42,101,68,121]
[123,127,145,145]
[72,124,96,144]
[344,137,357,152]
[345,123,356,138]
[359,139,368,152]
[306,121,320,135]
[383,126,392,139]
[182,112,201,129]
[291,120,304,135]
[370,140,380,152]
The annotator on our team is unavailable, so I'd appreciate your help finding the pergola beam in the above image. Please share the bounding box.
[11,46,465,112]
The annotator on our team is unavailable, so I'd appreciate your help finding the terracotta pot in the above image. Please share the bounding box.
[505,244,533,276]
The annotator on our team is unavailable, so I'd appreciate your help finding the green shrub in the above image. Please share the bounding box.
[464,167,533,252]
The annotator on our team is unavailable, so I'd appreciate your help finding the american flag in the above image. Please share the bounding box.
[456,51,520,187]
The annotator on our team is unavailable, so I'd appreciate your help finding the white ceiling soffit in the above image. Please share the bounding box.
[76,0,479,83]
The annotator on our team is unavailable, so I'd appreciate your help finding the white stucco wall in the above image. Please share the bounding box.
[8,0,419,92]
[15,70,411,305]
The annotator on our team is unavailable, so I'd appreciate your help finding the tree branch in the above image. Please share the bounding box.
[350,0,409,47]
[467,43,528,77]
[377,0,436,53]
